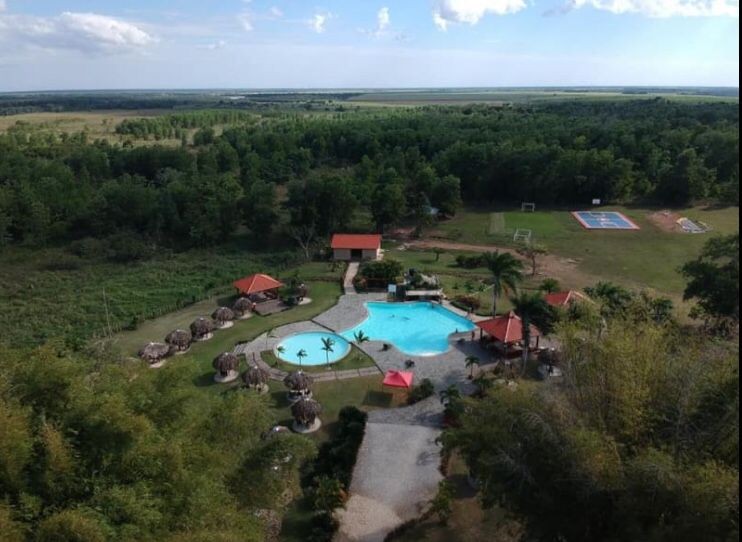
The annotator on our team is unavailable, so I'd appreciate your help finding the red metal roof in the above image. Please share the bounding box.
[544,290,588,307]
[382,370,414,389]
[476,311,540,344]
[233,273,283,295]
[331,234,382,250]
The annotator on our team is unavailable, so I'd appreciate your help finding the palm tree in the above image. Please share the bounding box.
[465,355,480,379]
[353,330,370,344]
[473,373,493,396]
[296,348,308,368]
[275,345,286,366]
[320,337,335,367]
[439,384,461,405]
[510,291,549,375]
[483,251,523,316]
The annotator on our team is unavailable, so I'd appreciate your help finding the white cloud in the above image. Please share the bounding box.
[269,6,284,18]
[432,0,527,30]
[0,11,155,53]
[238,12,254,31]
[308,12,333,33]
[0,1,6,13]
[566,0,739,17]
[201,39,227,50]
[377,7,391,31]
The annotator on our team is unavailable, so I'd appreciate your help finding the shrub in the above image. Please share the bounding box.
[454,254,485,269]
[407,378,435,405]
[453,294,481,311]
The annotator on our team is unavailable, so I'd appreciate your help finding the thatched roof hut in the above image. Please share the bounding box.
[190,317,215,340]
[242,365,270,389]
[212,352,240,377]
[283,370,314,392]
[138,342,171,364]
[232,297,253,317]
[291,397,322,427]
[212,306,235,327]
[165,329,192,352]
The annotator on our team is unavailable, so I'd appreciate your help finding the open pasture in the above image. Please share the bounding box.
[430,205,739,299]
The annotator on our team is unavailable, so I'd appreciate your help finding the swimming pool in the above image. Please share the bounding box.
[340,301,475,356]
[274,331,351,366]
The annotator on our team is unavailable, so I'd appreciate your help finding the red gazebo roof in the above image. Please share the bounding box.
[233,273,283,295]
[476,311,540,344]
[544,290,588,307]
[382,370,414,389]
[331,234,382,250]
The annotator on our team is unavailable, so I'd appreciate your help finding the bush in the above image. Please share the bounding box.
[105,232,155,263]
[454,254,485,269]
[453,294,481,311]
[407,378,435,405]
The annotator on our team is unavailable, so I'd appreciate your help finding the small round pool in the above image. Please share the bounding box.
[274,331,351,366]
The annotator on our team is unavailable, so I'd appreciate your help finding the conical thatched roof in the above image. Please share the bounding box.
[190,317,215,337]
[232,297,253,315]
[291,397,322,425]
[138,342,171,362]
[212,306,235,323]
[242,365,270,387]
[165,329,192,348]
[212,352,240,375]
[283,370,313,391]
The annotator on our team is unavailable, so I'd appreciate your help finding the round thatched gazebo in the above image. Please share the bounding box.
[290,397,322,433]
[138,342,171,368]
[283,370,313,402]
[165,329,192,354]
[212,307,235,329]
[242,365,270,394]
[232,297,253,319]
[212,352,240,383]
[190,317,215,341]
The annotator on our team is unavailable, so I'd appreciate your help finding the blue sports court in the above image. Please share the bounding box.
[572,211,640,230]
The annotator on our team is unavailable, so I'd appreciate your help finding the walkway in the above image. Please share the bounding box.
[343,262,360,294]
[335,397,444,542]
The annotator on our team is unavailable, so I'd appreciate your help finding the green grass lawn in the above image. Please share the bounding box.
[261,345,377,374]
[433,205,739,299]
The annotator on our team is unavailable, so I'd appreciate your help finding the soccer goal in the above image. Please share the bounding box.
[521,202,536,212]
[513,229,532,244]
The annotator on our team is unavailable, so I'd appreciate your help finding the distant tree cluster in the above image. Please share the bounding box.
[0,100,738,251]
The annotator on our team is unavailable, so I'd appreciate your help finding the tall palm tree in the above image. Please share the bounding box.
[510,291,549,375]
[465,355,480,379]
[473,372,494,396]
[320,337,335,367]
[296,349,308,368]
[484,251,524,316]
[439,384,461,405]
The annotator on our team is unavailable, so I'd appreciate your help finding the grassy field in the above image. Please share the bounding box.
[429,205,739,302]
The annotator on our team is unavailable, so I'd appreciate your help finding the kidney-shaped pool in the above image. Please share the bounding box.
[340,301,475,356]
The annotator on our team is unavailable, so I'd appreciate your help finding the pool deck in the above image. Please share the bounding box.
[233,293,493,389]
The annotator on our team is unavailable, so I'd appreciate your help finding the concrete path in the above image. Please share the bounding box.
[335,397,445,542]
[344,262,360,294]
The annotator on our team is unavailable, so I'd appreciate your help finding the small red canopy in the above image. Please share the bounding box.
[476,311,540,344]
[382,370,414,389]
[233,273,283,295]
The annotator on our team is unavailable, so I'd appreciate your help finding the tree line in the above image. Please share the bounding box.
[0,100,738,252]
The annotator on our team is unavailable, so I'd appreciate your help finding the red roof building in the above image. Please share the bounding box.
[233,273,283,296]
[476,311,541,344]
[544,290,589,308]
[330,234,382,261]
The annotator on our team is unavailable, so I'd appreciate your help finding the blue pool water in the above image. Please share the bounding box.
[340,301,475,356]
[275,332,351,366]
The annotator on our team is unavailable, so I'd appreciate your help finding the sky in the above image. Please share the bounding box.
[0,0,738,91]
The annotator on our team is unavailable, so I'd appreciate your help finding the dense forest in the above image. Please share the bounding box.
[0,100,738,253]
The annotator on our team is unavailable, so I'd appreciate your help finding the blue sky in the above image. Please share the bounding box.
[0,0,738,91]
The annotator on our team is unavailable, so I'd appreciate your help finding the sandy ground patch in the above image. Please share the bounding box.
[647,210,682,232]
